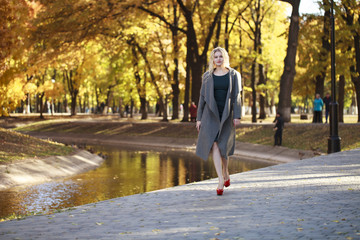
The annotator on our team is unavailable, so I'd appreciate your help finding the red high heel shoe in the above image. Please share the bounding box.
[224,179,230,187]
[216,188,224,195]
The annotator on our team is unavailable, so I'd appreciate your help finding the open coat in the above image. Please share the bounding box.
[196,68,242,161]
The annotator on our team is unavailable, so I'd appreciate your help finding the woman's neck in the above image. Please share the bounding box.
[214,66,229,75]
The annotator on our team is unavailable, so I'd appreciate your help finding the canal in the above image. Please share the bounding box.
[0,145,274,219]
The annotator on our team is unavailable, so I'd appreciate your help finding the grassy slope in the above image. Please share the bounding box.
[0,127,74,164]
[15,120,360,154]
[236,124,360,152]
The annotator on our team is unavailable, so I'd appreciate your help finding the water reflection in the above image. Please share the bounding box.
[0,145,274,218]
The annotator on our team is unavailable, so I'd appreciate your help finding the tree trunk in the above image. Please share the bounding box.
[130,98,134,118]
[251,61,257,123]
[214,15,221,48]
[338,75,345,123]
[182,37,191,122]
[25,94,31,114]
[225,11,229,51]
[278,0,301,122]
[78,96,83,113]
[118,97,124,117]
[350,65,360,122]
[258,38,266,119]
[171,58,180,120]
[315,74,325,98]
[341,3,360,122]
[352,29,360,122]
[64,70,79,116]
[171,0,180,120]
[102,86,114,115]
[39,93,44,119]
[162,98,169,122]
[139,97,147,119]
[258,64,266,119]
[129,41,147,120]
[70,92,78,116]
[24,75,33,114]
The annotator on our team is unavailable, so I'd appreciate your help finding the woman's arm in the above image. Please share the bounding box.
[233,71,242,120]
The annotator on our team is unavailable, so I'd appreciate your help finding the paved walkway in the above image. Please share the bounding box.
[1,148,359,240]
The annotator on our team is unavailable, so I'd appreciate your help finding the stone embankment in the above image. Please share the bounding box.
[0,150,103,190]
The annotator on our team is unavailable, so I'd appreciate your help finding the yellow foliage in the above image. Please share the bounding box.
[23,82,37,94]
[0,78,26,116]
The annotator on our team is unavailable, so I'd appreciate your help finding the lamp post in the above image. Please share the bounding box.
[328,0,341,153]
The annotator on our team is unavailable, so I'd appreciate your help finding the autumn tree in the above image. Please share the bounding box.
[0,0,34,116]
[240,0,273,122]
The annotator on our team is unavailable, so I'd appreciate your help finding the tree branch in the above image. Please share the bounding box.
[229,2,251,35]
[279,0,293,6]
[259,4,274,23]
[202,0,228,57]
[240,13,256,35]
[137,5,186,34]
[176,0,190,15]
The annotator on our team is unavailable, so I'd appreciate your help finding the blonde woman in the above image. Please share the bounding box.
[196,47,242,195]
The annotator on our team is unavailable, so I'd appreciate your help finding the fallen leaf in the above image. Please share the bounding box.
[210,226,219,230]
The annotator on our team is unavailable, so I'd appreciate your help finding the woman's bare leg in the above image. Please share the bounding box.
[221,157,229,181]
[212,142,224,189]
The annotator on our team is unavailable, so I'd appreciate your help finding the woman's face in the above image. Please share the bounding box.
[213,51,224,67]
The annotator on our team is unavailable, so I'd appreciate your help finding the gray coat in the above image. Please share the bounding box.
[196,68,242,161]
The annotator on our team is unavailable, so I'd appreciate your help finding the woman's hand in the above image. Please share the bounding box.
[233,119,241,126]
[196,121,201,132]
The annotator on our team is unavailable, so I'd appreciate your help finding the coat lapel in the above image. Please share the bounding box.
[205,73,220,122]
[220,69,233,126]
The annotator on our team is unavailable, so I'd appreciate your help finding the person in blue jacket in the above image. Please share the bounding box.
[313,93,324,123]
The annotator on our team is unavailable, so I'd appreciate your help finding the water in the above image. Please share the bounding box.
[0,145,274,219]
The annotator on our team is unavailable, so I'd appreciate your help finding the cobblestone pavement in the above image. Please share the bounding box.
[1,148,359,240]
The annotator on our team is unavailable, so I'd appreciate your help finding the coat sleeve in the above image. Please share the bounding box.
[233,71,242,119]
[196,73,207,121]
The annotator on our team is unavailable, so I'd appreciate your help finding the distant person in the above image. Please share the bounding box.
[189,102,197,122]
[323,92,332,123]
[313,93,324,123]
[273,112,284,146]
[196,47,242,196]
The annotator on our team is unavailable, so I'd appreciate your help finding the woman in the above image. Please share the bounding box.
[313,93,324,123]
[196,47,242,195]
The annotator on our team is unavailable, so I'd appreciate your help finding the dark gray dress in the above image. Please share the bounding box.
[213,72,229,141]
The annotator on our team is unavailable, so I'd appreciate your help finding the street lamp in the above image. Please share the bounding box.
[328,0,341,153]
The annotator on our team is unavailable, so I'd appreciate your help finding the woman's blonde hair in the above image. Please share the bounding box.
[208,47,230,73]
